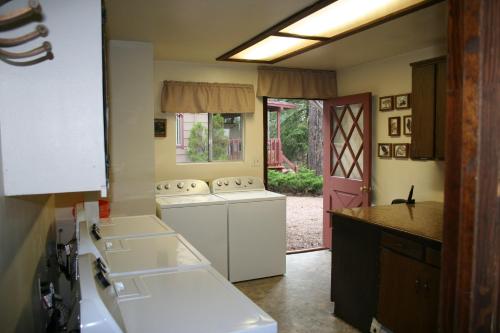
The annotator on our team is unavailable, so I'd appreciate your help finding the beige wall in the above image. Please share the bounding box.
[0,131,56,332]
[337,45,447,205]
[109,40,156,215]
[154,61,263,182]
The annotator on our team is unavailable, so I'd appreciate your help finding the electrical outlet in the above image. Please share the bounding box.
[370,318,382,333]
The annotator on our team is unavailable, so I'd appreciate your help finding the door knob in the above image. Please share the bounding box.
[360,186,371,192]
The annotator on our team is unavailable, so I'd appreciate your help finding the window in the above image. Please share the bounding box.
[175,113,243,163]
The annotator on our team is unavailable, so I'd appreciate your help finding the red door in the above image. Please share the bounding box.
[322,93,372,248]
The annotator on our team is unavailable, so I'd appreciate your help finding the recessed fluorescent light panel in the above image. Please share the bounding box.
[217,0,439,64]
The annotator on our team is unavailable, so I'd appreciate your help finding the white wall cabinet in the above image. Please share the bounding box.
[0,0,106,196]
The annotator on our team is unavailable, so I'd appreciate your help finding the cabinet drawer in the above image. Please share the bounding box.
[381,232,424,260]
[425,247,441,267]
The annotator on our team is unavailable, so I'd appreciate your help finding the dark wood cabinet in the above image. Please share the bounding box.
[410,57,447,160]
[378,248,440,333]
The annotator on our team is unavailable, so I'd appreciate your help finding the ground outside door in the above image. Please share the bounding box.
[322,93,372,248]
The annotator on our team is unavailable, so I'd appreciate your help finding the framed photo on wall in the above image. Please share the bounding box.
[393,143,410,158]
[388,116,401,137]
[395,93,411,109]
[378,143,392,158]
[154,118,166,137]
[403,115,412,135]
[379,96,394,111]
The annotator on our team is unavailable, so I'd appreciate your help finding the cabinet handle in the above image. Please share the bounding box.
[415,279,421,292]
[423,281,430,291]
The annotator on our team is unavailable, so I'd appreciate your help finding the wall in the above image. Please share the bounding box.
[108,41,156,215]
[0,131,55,332]
[154,61,263,182]
[337,45,446,205]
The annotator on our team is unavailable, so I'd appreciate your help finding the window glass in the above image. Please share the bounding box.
[175,113,243,163]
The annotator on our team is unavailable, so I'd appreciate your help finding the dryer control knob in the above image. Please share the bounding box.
[248,179,253,185]
[156,185,162,190]
[177,182,184,189]
[224,180,229,186]
[217,180,223,186]
[235,178,242,185]
[164,184,170,190]
[191,183,197,188]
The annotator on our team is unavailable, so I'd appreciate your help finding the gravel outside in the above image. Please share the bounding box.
[285,196,324,251]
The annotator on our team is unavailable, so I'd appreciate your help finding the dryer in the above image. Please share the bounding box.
[155,179,228,278]
[78,253,277,333]
[211,176,286,282]
[78,218,209,277]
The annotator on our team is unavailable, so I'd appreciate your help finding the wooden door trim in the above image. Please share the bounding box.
[441,1,500,332]
[262,97,269,188]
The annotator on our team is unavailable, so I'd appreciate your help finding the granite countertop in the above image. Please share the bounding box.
[329,201,444,243]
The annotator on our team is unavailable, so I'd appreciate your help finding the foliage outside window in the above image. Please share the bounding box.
[175,113,243,163]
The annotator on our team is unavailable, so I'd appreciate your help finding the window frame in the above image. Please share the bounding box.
[175,113,184,148]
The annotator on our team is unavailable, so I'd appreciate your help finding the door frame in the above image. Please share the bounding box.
[440,1,499,332]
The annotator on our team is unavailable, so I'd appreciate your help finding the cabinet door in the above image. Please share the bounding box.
[420,264,441,332]
[434,60,447,159]
[378,248,423,333]
[411,64,436,159]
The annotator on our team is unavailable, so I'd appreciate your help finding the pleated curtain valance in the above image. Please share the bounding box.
[161,81,255,113]
[257,67,337,99]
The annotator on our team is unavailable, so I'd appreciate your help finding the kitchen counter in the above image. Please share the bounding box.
[329,201,443,243]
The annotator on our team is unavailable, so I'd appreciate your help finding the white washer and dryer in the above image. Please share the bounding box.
[76,212,210,278]
[211,176,286,282]
[78,253,277,333]
[155,179,228,278]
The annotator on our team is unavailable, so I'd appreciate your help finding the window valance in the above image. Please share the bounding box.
[257,67,337,99]
[161,81,255,113]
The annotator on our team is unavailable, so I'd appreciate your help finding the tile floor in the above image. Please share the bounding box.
[235,250,360,333]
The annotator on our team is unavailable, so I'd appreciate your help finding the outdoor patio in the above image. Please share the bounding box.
[286,196,323,252]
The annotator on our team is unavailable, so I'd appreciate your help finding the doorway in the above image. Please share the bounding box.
[265,98,325,253]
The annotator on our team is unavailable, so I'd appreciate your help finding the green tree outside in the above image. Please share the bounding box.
[187,114,229,162]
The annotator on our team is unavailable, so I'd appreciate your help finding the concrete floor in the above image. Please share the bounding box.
[235,250,359,333]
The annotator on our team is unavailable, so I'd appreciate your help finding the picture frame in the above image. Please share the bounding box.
[393,143,410,158]
[395,93,411,109]
[378,143,392,158]
[388,116,401,137]
[403,115,412,135]
[154,118,166,137]
[379,96,394,111]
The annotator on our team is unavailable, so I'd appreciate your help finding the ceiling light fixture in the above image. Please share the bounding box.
[217,0,443,64]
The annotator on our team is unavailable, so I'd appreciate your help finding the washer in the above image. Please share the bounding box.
[78,219,209,277]
[155,179,228,278]
[78,253,277,333]
[211,176,286,282]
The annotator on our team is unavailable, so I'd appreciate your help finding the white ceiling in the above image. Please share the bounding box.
[106,0,446,70]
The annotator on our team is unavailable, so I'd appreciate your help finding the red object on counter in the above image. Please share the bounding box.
[72,199,110,218]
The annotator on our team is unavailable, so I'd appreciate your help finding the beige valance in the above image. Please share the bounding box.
[257,67,337,99]
[161,81,255,113]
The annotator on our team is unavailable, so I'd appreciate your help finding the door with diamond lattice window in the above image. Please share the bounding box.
[322,93,372,248]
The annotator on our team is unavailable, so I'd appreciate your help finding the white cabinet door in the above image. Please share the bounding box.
[0,0,106,196]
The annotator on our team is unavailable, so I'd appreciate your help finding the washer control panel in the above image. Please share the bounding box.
[155,179,210,196]
[210,176,265,193]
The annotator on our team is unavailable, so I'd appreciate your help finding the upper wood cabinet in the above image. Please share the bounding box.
[410,57,447,160]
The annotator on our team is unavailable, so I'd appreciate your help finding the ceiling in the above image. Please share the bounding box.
[105,0,447,70]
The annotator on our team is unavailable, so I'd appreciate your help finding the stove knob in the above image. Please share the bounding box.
[224,180,229,186]
[248,179,253,185]
[191,183,197,188]
[217,180,223,186]
[177,182,184,189]
[156,185,162,190]
[235,178,242,185]
[164,184,170,190]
